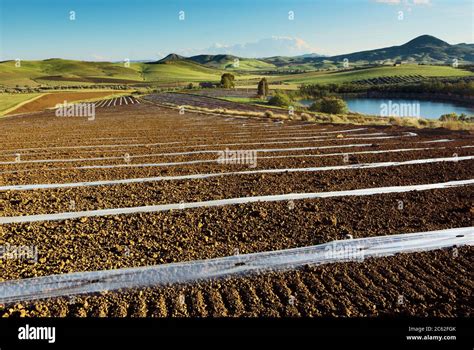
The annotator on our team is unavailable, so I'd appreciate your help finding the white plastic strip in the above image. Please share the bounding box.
[0,133,385,158]
[1,155,471,191]
[2,132,382,154]
[1,179,472,224]
[0,144,375,175]
[0,134,395,165]
[0,226,471,304]
[420,139,453,144]
[0,128,379,153]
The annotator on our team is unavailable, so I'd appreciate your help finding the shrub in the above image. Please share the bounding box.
[313,115,332,123]
[268,91,292,107]
[418,118,429,126]
[441,120,461,130]
[308,96,348,114]
[329,115,344,123]
[263,110,274,118]
[388,116,403,126]
[300,113,312,121]
[439,113,458,122]
[220,73,235,88]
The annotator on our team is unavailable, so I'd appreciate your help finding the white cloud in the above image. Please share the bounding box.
[176,37,321,58]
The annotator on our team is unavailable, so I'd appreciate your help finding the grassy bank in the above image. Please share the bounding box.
[147,95,473,131]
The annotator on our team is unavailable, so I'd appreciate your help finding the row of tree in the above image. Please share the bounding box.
[220,74,270,98]
[300,79,474,98]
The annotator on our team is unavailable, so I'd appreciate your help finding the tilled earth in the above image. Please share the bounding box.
[1,246,471,317]
[0,95,473,317]
[144,92,271,113]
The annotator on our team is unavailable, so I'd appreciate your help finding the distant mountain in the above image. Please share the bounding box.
[188,54,240,67]
[296,53,326,59]
[151,53,275,70]
[144,36,474,69]
[326,35,474,64]
[1,35,472,88]
[154,53,186,63]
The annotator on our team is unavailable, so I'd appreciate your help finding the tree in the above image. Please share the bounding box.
[257,78,269,97]
[439,113,458,122]
[309,96,348,114]
[268,91,292,107]
[220,73,235,88]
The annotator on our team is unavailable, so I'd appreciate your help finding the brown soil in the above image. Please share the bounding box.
[1,183,472,281]
[0,95,472,317]
[145,92,274,113]
[6,91,118,115]
[1,246,471,317]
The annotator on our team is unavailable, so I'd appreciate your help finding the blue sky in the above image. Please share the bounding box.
[0,0,472,61]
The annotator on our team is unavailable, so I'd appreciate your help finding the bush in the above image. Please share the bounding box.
[439,113,458,122]
[417,118,429,126]
[441,120,461,130]
[263,110,274,118]
[268,91,292,107]
[313,115,332,123]
[388,116,403,126]
[309,96,348,114]
[300,113,312,121]
[459,114,474,122]
[220,73,235,88]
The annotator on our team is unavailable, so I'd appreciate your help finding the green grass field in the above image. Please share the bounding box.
[0,59,148,86]
[0,59,265,87]
[222,59,276,71]
[0,93,42,114]
[220,97,266,103]
[273,64,473,84]
[1,59,472,88]
[138,61,225,83]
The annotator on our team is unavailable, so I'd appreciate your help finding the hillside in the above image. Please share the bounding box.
[274,64,474,85]
[188,54,275,70]
[0,59,229,87]
[1,35,473,88]
[141,60,226,83]
[322,35,474,64]
[0,59,144,87]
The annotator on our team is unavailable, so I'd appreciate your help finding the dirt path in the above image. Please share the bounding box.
[5,91,121,115]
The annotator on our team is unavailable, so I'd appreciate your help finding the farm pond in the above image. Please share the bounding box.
[299,98,474,119]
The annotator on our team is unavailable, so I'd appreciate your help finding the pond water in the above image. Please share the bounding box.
[299,98,474,120]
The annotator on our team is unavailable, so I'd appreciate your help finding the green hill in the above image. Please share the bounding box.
[141,60,225,83]
[1,35,473,88]
[0,59,144,86]
[187,54,275,71]
[274,64,474,85]
[327,35,474,64]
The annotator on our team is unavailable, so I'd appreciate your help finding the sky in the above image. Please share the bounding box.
[0,0,472,61]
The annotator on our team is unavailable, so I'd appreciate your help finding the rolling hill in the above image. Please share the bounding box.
[155,53,275,71]
[0,59,144,87]
[300,35,474,65]
[274,64,474,85]
[188,54,275,70]
[0,35,472,88]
